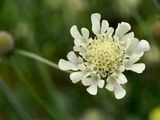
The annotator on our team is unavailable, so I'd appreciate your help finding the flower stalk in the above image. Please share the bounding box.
[15,49,69,73]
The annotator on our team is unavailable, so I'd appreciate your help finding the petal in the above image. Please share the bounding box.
[118,65,125,72]
[73,46,81,52]
[87,84,98,95]
[101,20,109,34]
[81,28,89,42]
[114,83,126,99]
[58,59,79,70]
[120,32,134,41]
[70,25,82,39]
[105,27,114,37]
[126,63,145,73]
[91,13,101,35]
[81,78,93,86]
[70,71,85,83]
[74,39,85,46]
[97,80,105,88]
[67,51,78,63]
[124,54,142,67]
[106,82,114,91]
[117,73,127,84]
[126,38,139,55]
[134,40,150,54]
[115,22,131,38]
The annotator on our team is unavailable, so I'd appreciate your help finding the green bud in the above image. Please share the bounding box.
[0,31,15,56]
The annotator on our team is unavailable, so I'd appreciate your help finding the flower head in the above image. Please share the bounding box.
[58,13,150,99]
[0,31,15,57]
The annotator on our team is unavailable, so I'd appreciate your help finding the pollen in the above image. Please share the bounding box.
[86,37,123,74]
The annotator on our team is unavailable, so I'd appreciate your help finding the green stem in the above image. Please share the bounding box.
[15,49,70,74]
[0,76,32,120]
[15,49,60,70]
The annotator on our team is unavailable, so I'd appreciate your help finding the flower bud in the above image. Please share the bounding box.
[0,31,15,56]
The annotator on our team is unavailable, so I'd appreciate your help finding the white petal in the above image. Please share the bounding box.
[91,13,101,35]
[81,28,89,42]
[120,32,134,41]
[129,54,142,64]
[118,65,125,72]
[134,40,150,54]
[117,73,127,84]
[97,80,105,88]
[106,74,117,91]
[124,54,142,67]
[126,63,145,73]
[115,22,131,38]
[73,46,81,52]
[70,25,82,39]
[70,71,85,83]
[58,59,79,70]
[114,84,126,99]
[74,39,82,46]
[101,20,109,34]
[87,84,98,95]
[67,51,79,63]
[126,38,139,55]
[82,78,93,86]
[106,27,114,37]
[106,82,114,91]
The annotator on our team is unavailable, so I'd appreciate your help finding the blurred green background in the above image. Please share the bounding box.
[0,0,160,120]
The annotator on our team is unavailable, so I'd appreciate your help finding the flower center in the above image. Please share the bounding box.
[86,37,123,75]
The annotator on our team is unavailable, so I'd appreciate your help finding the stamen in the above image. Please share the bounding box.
[86,37,123,75]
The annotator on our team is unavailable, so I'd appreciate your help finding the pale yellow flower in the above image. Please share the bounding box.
[59,13,150,99]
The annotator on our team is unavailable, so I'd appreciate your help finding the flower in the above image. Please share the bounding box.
[58,13,150,99]
[0,31,15,56]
